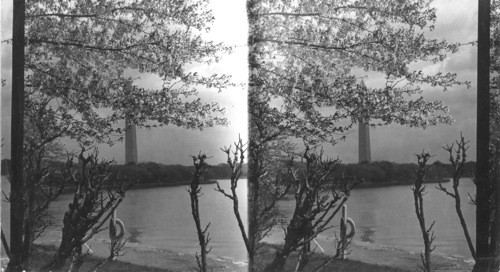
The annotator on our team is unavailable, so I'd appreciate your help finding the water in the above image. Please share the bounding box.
[1,178,476,261]
[271,179,476,259]
[2,178,248,262]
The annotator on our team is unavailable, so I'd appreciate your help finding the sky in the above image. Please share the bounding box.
[1,0,478,165]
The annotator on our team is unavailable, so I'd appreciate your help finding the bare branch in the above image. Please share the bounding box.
[188,153,211,272]
[438,134,476,259]
[412,150,434,272]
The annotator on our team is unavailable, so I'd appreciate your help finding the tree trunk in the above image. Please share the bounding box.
[41,225,76,271]
[295,242,310,272]
[414,192,432,272]
[494,42,500,270]
[21,180,36,265]
[247,142,262,271]
[264,250,288,272]
[494,140,500,270]
[264,224,302,272]
[475,0,492,271]
[189,155,209,272]
[248,250,255,271]
[452,181,476,259]
[68,245,84,272]
[413,153,434,272]
[247,175,259,270]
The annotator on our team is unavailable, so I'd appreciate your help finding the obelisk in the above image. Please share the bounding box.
[358,80,371,163]
[125,118,138,164]
[358,122,371,163]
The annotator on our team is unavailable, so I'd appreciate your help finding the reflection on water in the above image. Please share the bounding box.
[127,226,141,244]
[359,227,375,243]
[355,197,378,244]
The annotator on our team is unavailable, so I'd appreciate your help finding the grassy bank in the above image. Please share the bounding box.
[254,242,473,272]
[12,244,170,272]
[1,242,247,272]
[254,246,405,272]
[1,240,474,271]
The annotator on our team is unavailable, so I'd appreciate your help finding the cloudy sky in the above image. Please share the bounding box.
[1,0,478,165]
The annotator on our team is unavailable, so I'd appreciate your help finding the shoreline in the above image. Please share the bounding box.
[129,179,218,190]
[345,240,473,270]
[130,177,452,191]
[255,241,473,272]
[1,236,248,272]
[1,235,473,272]
[352,177,451,189]
[60,180,221,194]
[60,177,449,194]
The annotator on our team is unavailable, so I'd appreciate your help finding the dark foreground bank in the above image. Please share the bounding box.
[0,240,473,272]
[1,243,247,272]
[254,242,473,272]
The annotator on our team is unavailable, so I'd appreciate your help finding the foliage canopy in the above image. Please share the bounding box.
[23,0,231,144]
[248,0,471,143]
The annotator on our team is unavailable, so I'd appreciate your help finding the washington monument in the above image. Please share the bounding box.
[358,80,371,163]
[125,118,138,164]
[358,122,371,163]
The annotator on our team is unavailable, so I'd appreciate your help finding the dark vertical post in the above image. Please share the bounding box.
[8,0,26,270]
[495,41,500,269]
[340,205,347,259]
[8,0,26,271]
[475,0,491,270]
[7,0,25,271]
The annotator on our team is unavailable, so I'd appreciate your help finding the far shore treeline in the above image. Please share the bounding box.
[1,159,474,189]
[1,159,248,188]
[338,160,475,187]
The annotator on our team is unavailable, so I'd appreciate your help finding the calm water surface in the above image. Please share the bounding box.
[2,178,248,262]
[2,178,475,261]
[271,179,475,259]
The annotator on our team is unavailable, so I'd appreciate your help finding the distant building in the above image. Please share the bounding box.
[358,122,371,163]
[358,80,371,163]
[125,118,138,164]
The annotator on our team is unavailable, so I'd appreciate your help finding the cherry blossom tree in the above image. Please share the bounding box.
[23,0,232,145]
[248,0,470,140]
[7,1,232,270]
[247,1,471,270]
